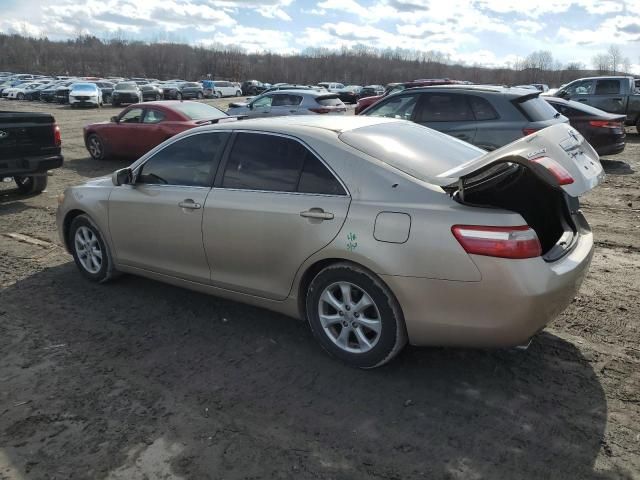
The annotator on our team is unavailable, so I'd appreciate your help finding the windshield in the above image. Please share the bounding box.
[172,102,226,120]
[71,83,97,91]
[339,121,484,183]
[116,83,136,90]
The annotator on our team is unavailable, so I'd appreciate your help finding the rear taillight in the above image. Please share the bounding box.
[589,120,622,129]
[522,127,539,136]
[452,225,542,259]
[309,107,331,114]
[53,124,61,146]
[529,156,574,185]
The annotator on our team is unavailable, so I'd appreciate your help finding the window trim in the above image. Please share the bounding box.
[213,130,349,197]
[133,130,231,188]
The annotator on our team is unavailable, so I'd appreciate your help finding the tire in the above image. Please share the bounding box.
[155,94,162,101]
[236,90,242,97]
[69,214,116,283]
[103,94,111,104]
[14,175,47,194]
[87,133,107,160]
[215,91,222,98]
[197,92,203,99]
[176,92,183,100]
[636,117,640,135]
[17,92,24,100]
[305,262,407,368]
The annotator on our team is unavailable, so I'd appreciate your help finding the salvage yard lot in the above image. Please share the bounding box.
[1,100,639,479]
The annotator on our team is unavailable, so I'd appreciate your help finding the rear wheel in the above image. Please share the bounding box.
[17,92,24,100]
[87,134,107,160]
[69,215,116,283]
[176,92,183,100]
[155,94,162,101]
[197,92,203,99]
[15,175,47,194]
[235,90,242,97]
[306,263,407,368]
[215,91,222,98]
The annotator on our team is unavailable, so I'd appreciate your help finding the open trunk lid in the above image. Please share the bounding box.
[435,123,604,197]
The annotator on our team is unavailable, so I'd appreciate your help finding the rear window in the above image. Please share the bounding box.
[316,96,343,106]
[339,121,484,183]
[171,102,226,120]
[515,96,558,121]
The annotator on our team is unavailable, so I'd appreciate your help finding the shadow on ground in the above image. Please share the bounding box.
[0,263,630,479]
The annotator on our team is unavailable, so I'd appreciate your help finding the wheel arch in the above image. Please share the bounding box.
[296,257,404,324]
[62,209,87,252]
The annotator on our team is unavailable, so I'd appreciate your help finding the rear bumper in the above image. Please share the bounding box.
[595,141,625,156]
[383,218,594,348]
[1,154,64,177]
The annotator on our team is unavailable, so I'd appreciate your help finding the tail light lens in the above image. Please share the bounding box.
[452,225,542,259]
[589,120,622,129]
[529,156,574,185]
[522,127,539,136]
[53,124,61,146]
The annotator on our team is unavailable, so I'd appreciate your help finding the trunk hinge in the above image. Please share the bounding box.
[458,178,465,202]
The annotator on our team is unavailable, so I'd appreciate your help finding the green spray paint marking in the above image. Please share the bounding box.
[347,232,358,251]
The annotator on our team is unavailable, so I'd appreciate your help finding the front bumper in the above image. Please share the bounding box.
[383,215,594,348]
[70,96,99,106]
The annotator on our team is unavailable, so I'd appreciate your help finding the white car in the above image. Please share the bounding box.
[3,82,46,100]
[318,82,345,93]
[69,82,103,108]
[209,81,242,98]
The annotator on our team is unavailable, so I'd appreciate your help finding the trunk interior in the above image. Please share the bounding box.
[455,163,576,258]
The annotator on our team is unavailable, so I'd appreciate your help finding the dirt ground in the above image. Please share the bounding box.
[0,98,639,480]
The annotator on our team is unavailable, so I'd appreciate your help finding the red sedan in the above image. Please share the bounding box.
[83,101,230,160]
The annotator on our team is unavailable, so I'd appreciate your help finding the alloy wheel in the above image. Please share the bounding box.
[88,136,102,159]
[74,226,103,274]
[318,281,382,354]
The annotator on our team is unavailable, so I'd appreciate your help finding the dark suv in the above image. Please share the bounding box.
[360,85,567,150]
[241,80,268,96]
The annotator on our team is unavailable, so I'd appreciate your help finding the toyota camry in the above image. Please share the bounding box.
[57,116,603,368]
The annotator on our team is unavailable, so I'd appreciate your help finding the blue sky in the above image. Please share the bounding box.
[0,0,638,72]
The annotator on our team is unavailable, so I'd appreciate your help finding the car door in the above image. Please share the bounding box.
[202,131,350,300]
[222,82,234,97]
[590,78,626,114]
[270,94,302,116]
[139,108,169,154]
[562,79,595,105]
[109,107,146,157]
[248,94,273,117]
[108,131,230,282]
[412,92,477,144]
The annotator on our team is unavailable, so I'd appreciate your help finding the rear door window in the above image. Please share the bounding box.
[272,94,302,107]
[221,133,345,195]
[138,132,229,186]
[595,79,621,95]
[414,93,474,122]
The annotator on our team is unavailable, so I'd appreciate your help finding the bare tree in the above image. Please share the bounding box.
[606,45,622,73]
[592,54,610,74]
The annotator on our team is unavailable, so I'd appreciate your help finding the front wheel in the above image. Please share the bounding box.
[69,215,116,283]
[176,92,182,100]
[14,175,47,194]
[197,92,203,99]
[215,91,222,98]
[17,92,24,100]
[235,90,242,97]
[306,263,407,368]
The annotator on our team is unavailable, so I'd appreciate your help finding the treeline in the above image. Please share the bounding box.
[0,33,630,87]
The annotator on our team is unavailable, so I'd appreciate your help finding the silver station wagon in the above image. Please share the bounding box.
[57,116,603,368]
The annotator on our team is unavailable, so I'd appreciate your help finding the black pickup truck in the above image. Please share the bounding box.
[0,111,63,194]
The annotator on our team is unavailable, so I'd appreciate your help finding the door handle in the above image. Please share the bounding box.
[300,208,334,220]
[179,199,201,209]
[577,98,588,102]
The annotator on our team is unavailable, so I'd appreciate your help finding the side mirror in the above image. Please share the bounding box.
[557,90,568,99]
[112,168,132,186]
[110,116,119,123]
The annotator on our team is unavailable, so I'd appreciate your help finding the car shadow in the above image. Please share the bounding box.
[0,263,629,479]
[62,155,131,180]
[600,159,635,175]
